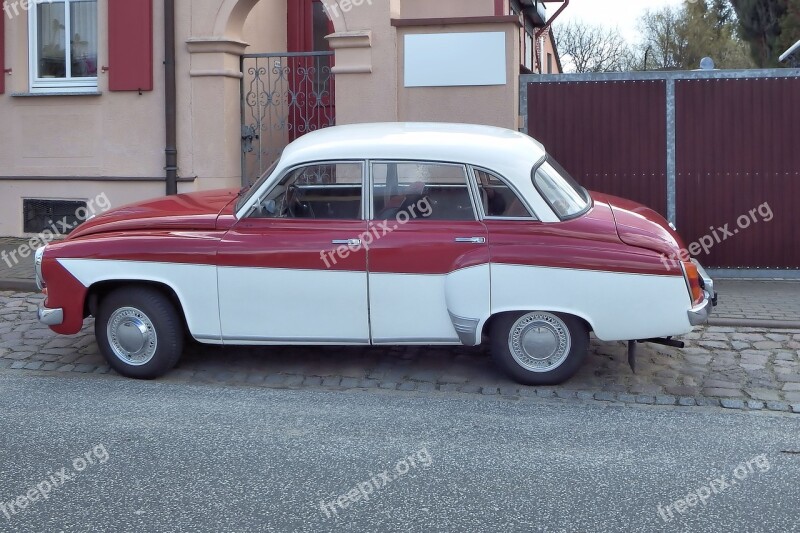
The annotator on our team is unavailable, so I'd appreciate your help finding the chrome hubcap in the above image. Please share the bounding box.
[107,307,157,366]
[508,312,571,372]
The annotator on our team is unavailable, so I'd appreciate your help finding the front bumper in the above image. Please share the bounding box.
[38,303,64,326]
[687,260,717,326]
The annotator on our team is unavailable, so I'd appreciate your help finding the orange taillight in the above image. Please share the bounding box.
[682,261,704,306]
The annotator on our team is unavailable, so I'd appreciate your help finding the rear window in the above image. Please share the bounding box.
[532,157,591,220]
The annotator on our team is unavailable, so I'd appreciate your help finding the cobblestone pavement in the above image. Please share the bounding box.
[3,291,800,414]
[713,279,800,323]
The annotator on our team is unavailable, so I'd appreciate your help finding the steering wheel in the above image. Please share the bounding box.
[286,185,315,219]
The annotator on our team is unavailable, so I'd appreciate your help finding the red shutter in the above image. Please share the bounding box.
[1,10,5,95]
[108,0,153,91]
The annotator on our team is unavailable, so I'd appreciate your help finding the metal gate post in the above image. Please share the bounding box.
[666,78,677,227]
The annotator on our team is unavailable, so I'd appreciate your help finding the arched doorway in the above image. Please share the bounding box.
[240,0,338,182]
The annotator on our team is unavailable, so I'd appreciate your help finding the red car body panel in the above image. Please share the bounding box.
[67,189,240,240]
[40,187,687,336]
[592,192,686,258]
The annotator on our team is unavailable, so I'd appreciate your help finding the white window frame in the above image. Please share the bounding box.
[28,0,98,93]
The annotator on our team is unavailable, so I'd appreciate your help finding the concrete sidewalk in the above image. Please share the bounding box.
[2,236,799,328]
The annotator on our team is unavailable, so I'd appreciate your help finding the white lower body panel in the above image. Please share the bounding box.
[218,266,370,343]
[58,258,221,339]
[369,265,490,344]
[491,264,693,341]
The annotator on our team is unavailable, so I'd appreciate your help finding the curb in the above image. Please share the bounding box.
[0,278,38,292]
[2,365,798,415]
[708,317,800,329]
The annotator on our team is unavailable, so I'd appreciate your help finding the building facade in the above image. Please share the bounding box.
[0,0,562,237]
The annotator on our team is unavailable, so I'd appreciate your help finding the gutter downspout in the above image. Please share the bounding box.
[534,0,568,73]
[164,0,178,195]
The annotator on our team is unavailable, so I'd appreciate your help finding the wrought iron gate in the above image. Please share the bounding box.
[240,52,335,184]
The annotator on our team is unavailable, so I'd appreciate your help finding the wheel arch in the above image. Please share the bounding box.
[479,308,594,341]
[86,280,189,333]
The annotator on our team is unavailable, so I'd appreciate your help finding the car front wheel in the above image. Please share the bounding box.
[491,311,589,385]
[96,287,184,379]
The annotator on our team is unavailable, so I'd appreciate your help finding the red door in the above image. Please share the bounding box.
[286,0,335,141]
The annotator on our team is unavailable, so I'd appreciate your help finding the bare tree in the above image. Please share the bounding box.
[635,3,754,71]
[637,6,687,69]
[555,20,633,73]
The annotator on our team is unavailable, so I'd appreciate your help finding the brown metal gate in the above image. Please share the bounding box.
[675,77,800,269]
[522,70,800,271]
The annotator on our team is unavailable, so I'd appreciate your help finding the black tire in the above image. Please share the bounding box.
[490,311,589,386]
[96,287,184,379]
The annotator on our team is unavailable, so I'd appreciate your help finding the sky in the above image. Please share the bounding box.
[555,0,686,43]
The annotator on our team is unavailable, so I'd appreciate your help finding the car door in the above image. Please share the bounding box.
[217,161,370,343]
[366,161,490,345]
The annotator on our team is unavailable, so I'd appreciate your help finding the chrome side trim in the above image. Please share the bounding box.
[34,246,45,290]
[37,304,64,326]
[372,338,461,345]
[448,312,481,346]
[220,335,369,344]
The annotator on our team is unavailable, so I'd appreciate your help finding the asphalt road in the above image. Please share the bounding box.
[0,371,798,533]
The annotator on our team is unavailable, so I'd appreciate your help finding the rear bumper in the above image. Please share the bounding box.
[38,303,64,326]
[687,260,717,326]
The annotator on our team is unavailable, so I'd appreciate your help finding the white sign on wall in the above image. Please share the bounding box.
[404,32,507,88]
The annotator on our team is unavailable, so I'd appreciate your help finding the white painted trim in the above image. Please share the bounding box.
[28,0,99,93]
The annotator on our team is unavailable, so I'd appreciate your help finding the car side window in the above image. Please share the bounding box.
[372,162,475,221]
[250,162,363,220]
[474,169,535,219]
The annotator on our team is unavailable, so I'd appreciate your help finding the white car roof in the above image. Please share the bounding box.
[280,122,547,176]
[240,122,560,222]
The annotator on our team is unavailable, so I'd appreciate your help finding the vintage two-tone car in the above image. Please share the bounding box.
[35,123,716,385]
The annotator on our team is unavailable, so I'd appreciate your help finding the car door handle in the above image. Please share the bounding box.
[454,237,486,244]
[331,239,361,246]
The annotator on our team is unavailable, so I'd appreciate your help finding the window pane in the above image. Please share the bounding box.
[372,162,474,221]
[70,0,98,77]
[38,2,67,78]
[533,160,590,219]
[252,163,363,220]
[475,169,534,218]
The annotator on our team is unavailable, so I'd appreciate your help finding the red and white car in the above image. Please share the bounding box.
[36,123,716,385]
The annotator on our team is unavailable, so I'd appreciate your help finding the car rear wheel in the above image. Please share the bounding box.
[491,311,589,385]
[96,287,184,379]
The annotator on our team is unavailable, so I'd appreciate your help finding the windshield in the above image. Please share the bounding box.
[235,159,280,213]
[532,156,591,220]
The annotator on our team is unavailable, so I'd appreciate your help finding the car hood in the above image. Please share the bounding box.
[67,188,240,240]
[591,192,684,257]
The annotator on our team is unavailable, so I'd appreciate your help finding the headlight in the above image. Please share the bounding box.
[35,246,46,290]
